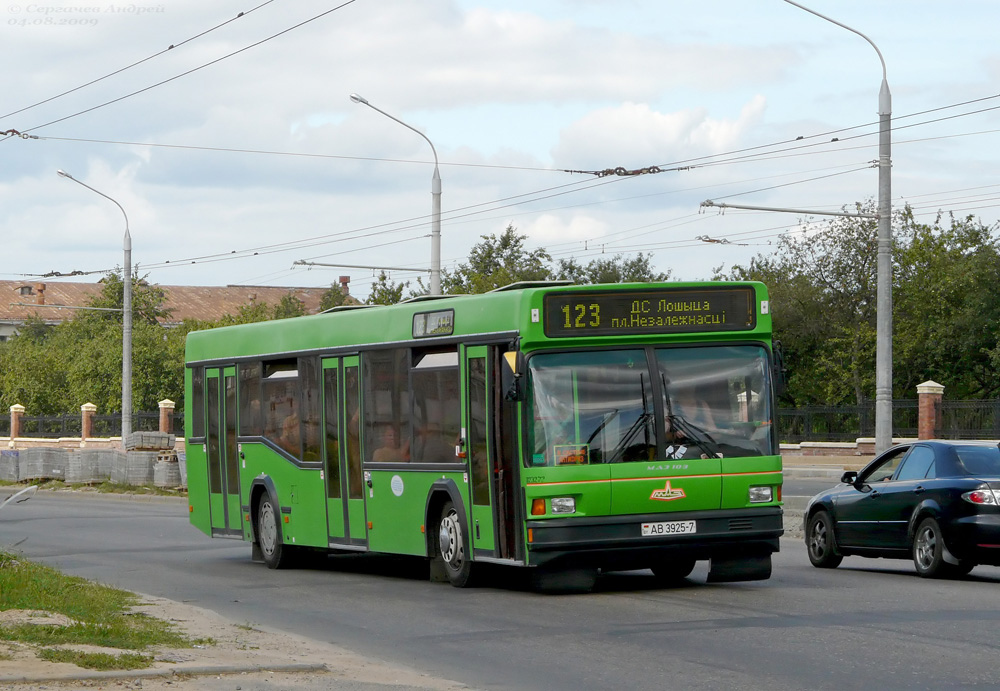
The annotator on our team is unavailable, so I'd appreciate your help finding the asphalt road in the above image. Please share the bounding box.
[4,491,1000,691]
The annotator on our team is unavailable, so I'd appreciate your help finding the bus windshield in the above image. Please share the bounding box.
[527,345,774,466]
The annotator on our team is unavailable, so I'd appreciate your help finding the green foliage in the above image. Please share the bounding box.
[556,252,671,284]
[272,294,306,319]
[367,271,410,305]
[320,284,350,310]
[38,648,153,670]
[729,202,1000,404]
[442,224,553,294]
[87,267,172,326]
[0,550,194,661]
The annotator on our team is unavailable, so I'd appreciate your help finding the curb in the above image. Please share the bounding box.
[0,661,329,685]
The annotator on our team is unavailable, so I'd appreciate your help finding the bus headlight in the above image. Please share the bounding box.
[550,497,576,514]
[748,486,773,503]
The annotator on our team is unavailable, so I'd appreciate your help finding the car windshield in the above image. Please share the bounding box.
[526,345,774,466]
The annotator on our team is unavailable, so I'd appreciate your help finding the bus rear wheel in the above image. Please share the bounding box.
[438,501,474,587]
[258,494,294,570]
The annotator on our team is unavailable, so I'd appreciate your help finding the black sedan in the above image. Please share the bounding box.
[804,440,1000,578]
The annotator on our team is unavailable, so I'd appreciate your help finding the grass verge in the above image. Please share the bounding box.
[0,550,206,671]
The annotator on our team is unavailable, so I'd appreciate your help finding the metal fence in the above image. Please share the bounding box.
[9,411,184,439]
[6,403,1000,442]
[778,399,1000,442]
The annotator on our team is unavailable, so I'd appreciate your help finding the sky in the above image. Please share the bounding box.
[2,0,999,300]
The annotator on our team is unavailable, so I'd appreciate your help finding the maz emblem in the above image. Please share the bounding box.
[650,481,686,501]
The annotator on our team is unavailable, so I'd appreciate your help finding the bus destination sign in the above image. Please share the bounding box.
[543,287,756,337]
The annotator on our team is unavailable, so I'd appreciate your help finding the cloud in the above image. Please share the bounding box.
[551,95,767,169]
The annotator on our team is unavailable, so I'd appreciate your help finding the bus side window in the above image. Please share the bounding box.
[364,349,411,463]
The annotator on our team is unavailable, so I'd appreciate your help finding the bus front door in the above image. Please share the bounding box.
[206,367,242,537]
[463,346,516,560]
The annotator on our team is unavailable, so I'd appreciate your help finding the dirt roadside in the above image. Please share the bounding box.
[0,594,476,691]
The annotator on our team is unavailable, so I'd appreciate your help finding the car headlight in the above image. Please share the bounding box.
[550,497,576,514]
[748,486,773,503]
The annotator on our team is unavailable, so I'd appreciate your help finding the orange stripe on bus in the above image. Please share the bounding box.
[525,470,782,487]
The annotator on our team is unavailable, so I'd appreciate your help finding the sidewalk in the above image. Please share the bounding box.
[0,594,473,691]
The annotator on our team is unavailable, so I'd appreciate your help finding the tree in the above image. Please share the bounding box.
[87,267,172,326]
[556,253,671,284]
[441,225,553,294]
[728,201,1000,405]
[367,271,409,305]
[272,294,306,320]
[320,285,350,311]
[893,208,1000,398]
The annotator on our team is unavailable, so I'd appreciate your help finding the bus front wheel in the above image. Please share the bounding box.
[438,501,474,587]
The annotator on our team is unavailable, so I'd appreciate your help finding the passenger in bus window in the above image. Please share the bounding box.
[668,386,720,438]
[279,412,300,455]
[373,427,410,463]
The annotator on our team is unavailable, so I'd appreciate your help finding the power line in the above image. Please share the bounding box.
[0,0,279,121]
[3,1,361,138]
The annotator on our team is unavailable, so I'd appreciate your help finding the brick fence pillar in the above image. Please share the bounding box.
[917,380,944,440]
[10,404,24,439]
[158,399,175,434]
[81,402,97,441]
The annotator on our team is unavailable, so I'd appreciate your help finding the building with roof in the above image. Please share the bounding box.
[0,277,358,341]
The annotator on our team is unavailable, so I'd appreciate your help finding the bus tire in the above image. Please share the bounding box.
[438,501,474,587]
[258,494,294,570]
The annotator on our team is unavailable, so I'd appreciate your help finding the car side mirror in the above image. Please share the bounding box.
[841,470,858,485]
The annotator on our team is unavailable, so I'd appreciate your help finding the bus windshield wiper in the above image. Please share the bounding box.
[608,412,652,463]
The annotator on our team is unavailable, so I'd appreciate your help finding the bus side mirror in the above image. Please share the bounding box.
[501,351,523,401]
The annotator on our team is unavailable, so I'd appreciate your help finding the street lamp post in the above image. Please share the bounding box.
[57,169,132,446]
[349,93,442,295]
[783,1,893,454]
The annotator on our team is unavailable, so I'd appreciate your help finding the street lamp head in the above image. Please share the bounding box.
[349,93,368,105]
[56,169,72,179]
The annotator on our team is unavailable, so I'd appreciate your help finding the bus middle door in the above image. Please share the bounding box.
[206,366,242,537]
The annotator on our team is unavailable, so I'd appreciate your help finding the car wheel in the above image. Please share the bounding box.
[913,517,961,578]
[806,510,843,569]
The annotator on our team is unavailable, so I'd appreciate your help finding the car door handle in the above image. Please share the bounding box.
[913,485,925,494]
[869,490,880,498]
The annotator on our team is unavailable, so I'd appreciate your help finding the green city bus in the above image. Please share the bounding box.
[184,281,784,591]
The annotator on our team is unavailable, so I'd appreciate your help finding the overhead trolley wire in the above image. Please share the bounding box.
[0,0,279,121]
[1,0,361,140]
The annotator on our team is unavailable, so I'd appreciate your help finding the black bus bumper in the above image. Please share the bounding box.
[525,506,783,571]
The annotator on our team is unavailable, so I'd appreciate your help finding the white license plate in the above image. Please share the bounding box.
[641,520,696,537]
